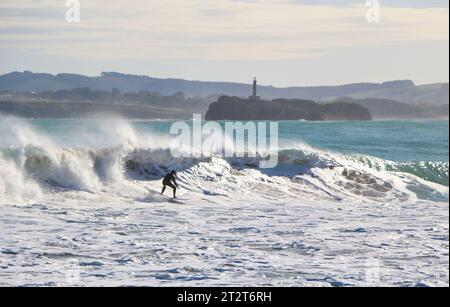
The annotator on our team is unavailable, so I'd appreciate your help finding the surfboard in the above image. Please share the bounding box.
[169,198,186,204]
[143,187,187,204]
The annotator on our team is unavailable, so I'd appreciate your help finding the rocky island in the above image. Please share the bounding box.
[206,78,372,121]
[205,95,373,121]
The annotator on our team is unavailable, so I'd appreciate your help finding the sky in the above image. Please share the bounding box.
[0,0,448,87]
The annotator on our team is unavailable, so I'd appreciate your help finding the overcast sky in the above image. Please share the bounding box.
[0,0,448,86]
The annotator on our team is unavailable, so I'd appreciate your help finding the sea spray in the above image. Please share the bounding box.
[0,115,447,204]
[0,154,42,202]
[23,147,102,191]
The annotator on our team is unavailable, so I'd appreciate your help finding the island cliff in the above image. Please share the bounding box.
[205,96,373,121]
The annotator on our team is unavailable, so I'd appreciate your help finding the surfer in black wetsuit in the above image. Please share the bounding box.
[161,170,179,198]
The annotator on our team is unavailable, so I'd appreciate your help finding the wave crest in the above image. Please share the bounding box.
[0,116,448,204]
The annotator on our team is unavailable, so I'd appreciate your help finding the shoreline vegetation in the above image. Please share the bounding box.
[1,89,447,120]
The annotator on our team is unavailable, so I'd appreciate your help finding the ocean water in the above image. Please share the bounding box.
[0,116,448,287]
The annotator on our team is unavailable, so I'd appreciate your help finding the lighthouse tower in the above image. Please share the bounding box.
[249,77,260,101]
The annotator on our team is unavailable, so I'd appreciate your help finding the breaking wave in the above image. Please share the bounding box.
[0,116,448,204]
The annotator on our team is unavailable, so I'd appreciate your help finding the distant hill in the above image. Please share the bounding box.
[0,71,448,106]
[205,96,372,121]
[335,97,449,119]
[0,88,213,119]
[1,86,447,120]
[430,104,449,118]
[0,100,191,119]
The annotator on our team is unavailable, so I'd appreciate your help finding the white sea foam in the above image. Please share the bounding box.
[0,115,448,286]
[0,154,42,201]
[0,115,448,204]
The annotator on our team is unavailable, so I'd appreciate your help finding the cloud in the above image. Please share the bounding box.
[0,0,448,61]
[290,0,449,9]
[0,0,448,85]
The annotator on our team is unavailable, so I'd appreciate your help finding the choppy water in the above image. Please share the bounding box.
[0,116,448,286]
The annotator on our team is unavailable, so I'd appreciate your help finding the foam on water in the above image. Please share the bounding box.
[0,155,42,201]
[0,115,448,286]
[0,115,448,204]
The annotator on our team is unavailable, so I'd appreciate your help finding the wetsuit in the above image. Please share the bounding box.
[161,173,178,198]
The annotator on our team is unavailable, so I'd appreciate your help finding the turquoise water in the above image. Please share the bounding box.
[28,119,448,162]
[278,120,449,163]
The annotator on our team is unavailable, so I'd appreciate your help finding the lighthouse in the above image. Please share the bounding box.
[249,77,260,101]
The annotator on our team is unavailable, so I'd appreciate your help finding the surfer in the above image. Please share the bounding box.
[161,170,179,199]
